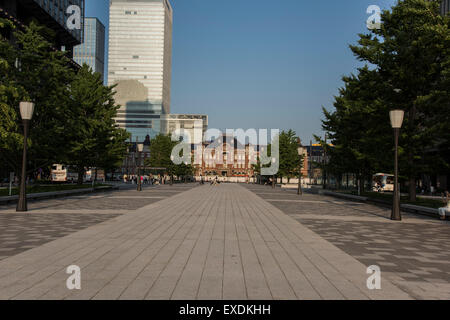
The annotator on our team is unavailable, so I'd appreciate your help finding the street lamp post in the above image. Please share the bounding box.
[323,134,328,190]
[137,144,143,192]
[272,157,276,189]
[16,102,35,212]
[143,149,147,185]
[260,146,265,185]
[170,155,174,185]
[297,143,303,196]
[390,110,404,221]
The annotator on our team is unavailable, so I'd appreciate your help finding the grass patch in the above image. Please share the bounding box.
[0,184,110,197]
[334,190,444,209]
[362,192,443,209]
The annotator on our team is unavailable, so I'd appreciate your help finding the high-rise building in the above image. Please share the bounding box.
[0,0,84,53]
[161,114,208,145]
[441,0,450,14]
[73,17,105,79]
[108,0,173,141]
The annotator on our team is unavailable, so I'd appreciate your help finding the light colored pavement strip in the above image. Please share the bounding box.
[0,210,132,215]
[107,196,168,199]
[0,184,412,300]
[264,199,363,205]
[288,214,441,225]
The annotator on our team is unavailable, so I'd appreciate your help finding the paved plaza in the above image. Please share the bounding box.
[0,183,448,300]
[243,185,450,299]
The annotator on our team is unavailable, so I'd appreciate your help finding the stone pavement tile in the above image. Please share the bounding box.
[0,212,121,261]
[171,200,218,300]
[243,192,347,300]
[246,188,411,300]
[117,194,213,300]
[250,199,363,300]
[233,197,272,300]
[196,193,226,300]
[244,185,450,300]
[145,239,197,300]
[265,241,322,300]
[1,184,414,300]
[0,184,200,298]
[197,239,224,300]
[237,240,273,300]
[94,209,196,301]
[221,192,247,300]
[246,238,297,300]
[119,190,215,300]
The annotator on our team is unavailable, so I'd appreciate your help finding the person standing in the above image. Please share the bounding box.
[439,191,450,220]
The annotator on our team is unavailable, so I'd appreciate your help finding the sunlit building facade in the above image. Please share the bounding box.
[161,114,208,144]
[108,0,173,142]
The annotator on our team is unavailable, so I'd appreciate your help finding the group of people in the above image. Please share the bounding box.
[199,175,220,186]
[122,174,167,186]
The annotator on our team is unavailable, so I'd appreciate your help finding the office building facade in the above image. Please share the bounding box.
[108,0,173,142]
[73,17,105,78]
[192,135,259,181]
[441,0,450,14]
[161,114,208,145]
[0,0,84,52]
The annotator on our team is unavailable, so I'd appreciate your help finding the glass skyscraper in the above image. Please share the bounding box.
[441,0,450,14]
[108,0,173,142]
[73,17,105,79]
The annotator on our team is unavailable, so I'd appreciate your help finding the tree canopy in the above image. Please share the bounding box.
[321,0,450,199]
[0,19,129,181]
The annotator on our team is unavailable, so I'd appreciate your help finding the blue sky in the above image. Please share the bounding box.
[86,0,396,143]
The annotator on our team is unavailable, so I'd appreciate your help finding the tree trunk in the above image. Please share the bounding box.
[77,166,84,185]
[409,176,416,201]
[357,172,363,196]
[94,168,98,186]
[408,106,417,202]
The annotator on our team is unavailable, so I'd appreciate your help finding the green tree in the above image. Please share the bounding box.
[0,20,75,179]
[278,130,301,183]
[322,0,450,199]
[321,67,392,193]
[67,64,129,184]
[146,134,177,178]
[352,0,449,200]
[0,19,22,172]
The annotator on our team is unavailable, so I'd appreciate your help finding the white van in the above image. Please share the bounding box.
[372,173,394,192]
